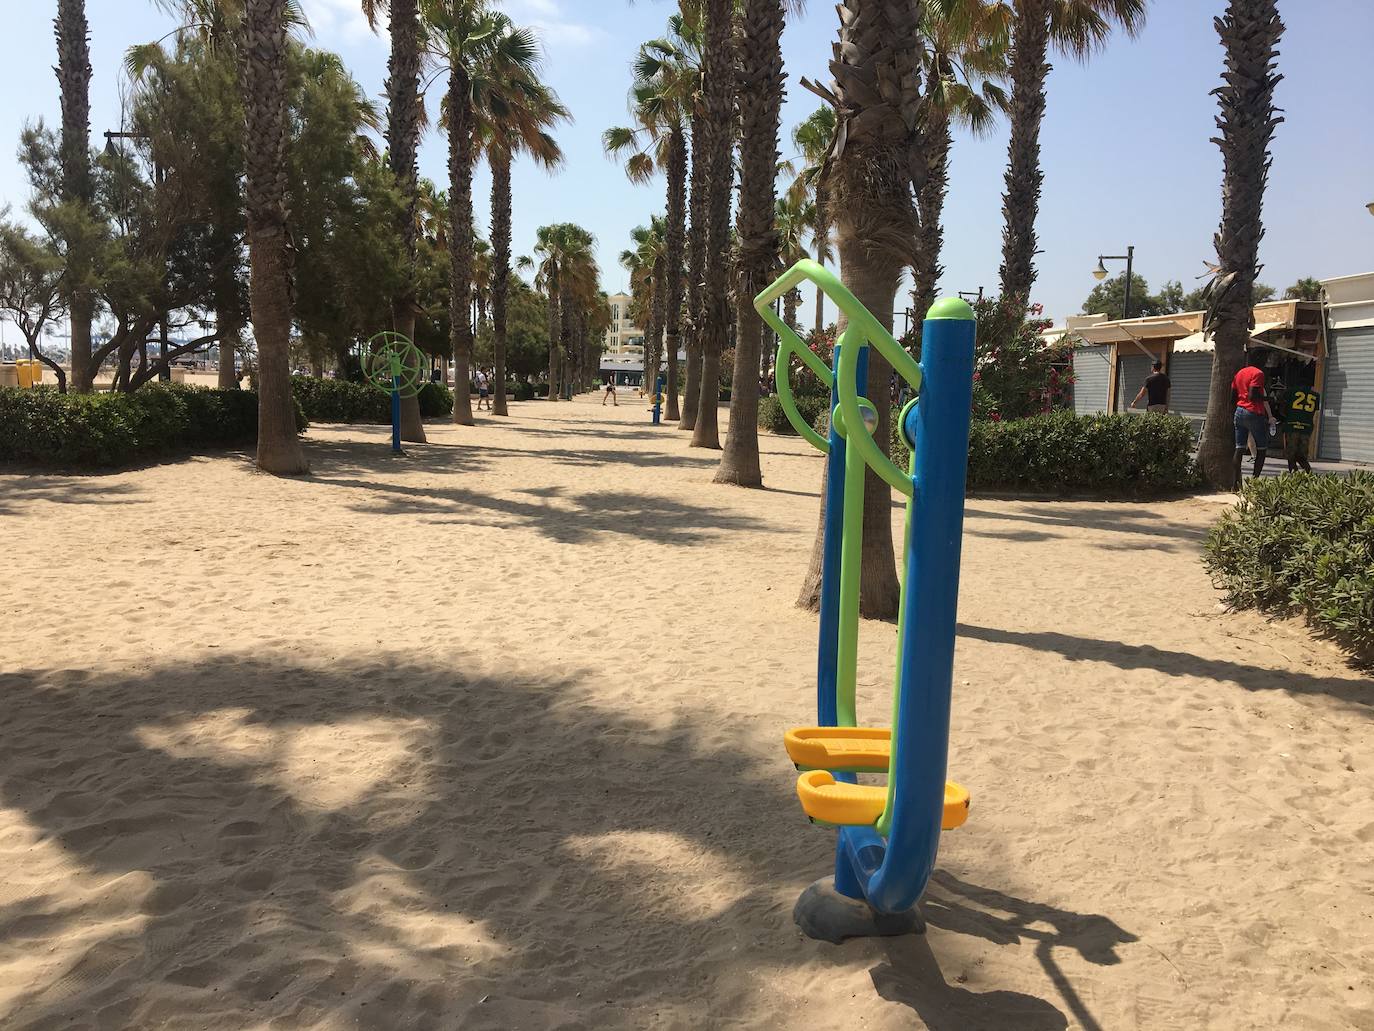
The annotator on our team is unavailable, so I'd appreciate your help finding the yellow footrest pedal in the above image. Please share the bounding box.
[784,726,892,772]
[795,770,970,830]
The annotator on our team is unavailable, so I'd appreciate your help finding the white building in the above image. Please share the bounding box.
[604,293,644,356]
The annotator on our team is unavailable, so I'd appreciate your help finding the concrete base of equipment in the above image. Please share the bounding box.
[793,877,924,944]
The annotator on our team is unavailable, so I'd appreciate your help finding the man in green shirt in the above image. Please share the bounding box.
[1281,385,1319,473]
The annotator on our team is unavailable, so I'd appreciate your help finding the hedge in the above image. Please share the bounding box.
[759,394,828,437]
[290,376,454,423]
[773,403,1197,497]
[1205,471,1374,662]
[961,411,1199,496]
[0,384,304,468]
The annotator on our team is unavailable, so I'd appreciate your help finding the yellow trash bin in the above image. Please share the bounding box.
[16,360,34,388]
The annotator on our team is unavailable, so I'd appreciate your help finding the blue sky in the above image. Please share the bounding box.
[2,0,1372,338]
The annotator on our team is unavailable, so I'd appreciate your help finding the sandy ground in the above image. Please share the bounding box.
[1,395,1371,1031]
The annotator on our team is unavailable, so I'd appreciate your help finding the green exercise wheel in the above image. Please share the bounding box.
[362,331,426,399]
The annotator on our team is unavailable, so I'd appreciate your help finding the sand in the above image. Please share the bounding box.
[1,395,1370,1030]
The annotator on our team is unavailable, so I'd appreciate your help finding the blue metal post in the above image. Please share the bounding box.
[652,374,664,425]
[391,376,402,453]
[863,309,975,914]
[816,343,869,730]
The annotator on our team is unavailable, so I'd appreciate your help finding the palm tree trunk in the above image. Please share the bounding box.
[218,330,239,388]
[998,0,1048,304]
[663,124,688,423]
[691,0,735,449]
[55,0,94,393]
[385,0,426,442]
[560,277,575,399]
[784,288,798,331]
[490,151,512,416]
[546,264,560,400]
[680,111,706,431]
[717,0,783,485]
[646,257,665,403]
[813,183,829,336]
[1198,0,1285,489]
[447,61,475,425]
[240,0,308,474]
[796,0,922,619]
[913,64,951,323]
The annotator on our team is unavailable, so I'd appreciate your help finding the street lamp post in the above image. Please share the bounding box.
[1092,245,1135,320]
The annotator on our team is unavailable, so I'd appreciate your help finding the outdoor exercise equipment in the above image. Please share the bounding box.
[755,259,977,942]
[651,374,665,425]
[361,331,425,454]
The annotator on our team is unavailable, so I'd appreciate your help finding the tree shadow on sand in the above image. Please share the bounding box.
[957,622,1372,709]
[0,654,1122,1029]
[873,871,1139,1031]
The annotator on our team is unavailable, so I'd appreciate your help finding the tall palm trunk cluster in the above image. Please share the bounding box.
[239,0,309,474]
[54,0,94,394]
[383,0,426,441]
[715,0,785,485]
[1198,0,1285,489]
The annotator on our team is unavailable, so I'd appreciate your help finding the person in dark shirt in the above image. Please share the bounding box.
[1280,384,1319,473]
[1130,360,1171,413]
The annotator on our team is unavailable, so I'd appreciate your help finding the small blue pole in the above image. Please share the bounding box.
[391,376,402,453]
[652,374,664,425]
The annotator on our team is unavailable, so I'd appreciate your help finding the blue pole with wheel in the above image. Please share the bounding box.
[391,373,402,454]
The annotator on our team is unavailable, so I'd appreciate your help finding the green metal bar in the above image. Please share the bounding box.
[758,294,830,453]
[754,259,922,495]
[834,327,868,728]
[876,397,920,838]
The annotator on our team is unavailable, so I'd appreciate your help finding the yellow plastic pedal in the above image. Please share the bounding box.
[795,770,971,830]
[784,726,891,772]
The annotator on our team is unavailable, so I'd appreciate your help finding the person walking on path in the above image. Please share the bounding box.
[475,369,492,412]
[1130,360,1171,413]
[1280,382,1319,473]
[603,377,618,407]
[1231,354,1278,489]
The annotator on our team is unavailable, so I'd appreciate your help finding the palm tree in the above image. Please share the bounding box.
[715,0,786,485]
[55,0,95,393]
[361,0,428,441]
[476,51,567,416]
[237,0,309,473]
[423,1,539,424]
[912,0,1009,321]
[1197,0,1285,489]
[528,222,593,399]
[795,0,926,619]
[789,105,835,335]
[604,16,699,424]
[997,0,1145,303]
[689,0,736,449]
[773,189,814,330]
[621,219,667,396]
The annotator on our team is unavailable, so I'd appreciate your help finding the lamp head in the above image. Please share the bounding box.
[1092,258,1109,281]
[1367,200,1374,216]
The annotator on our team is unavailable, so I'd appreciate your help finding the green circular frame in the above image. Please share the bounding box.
[362,331,426,399]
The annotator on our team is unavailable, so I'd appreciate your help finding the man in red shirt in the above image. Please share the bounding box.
[1231,353,1278,489]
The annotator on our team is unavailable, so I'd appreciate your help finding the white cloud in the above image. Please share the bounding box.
[299,0,384,47]
[499,0,606,51]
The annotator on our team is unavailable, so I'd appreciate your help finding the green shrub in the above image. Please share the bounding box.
[759,394,828,436]
[956,411,1197,496]
[1205,471,1374,661]
[0,383,298,468]
[291,376,389,423]
[418,381,453,417]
